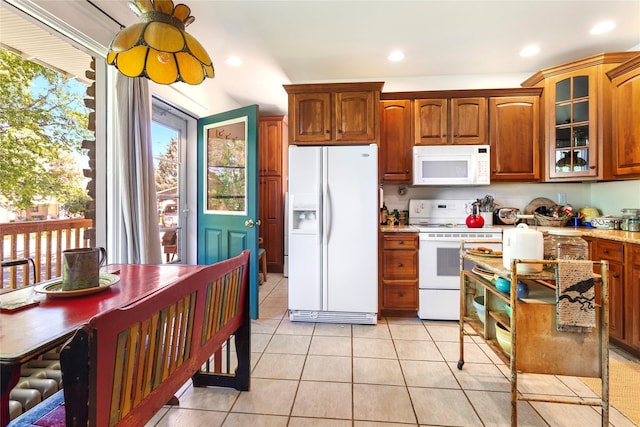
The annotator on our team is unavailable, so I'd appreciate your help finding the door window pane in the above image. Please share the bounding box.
[204,118,247,213]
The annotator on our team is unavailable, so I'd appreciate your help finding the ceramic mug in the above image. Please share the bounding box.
[62,247,106,291]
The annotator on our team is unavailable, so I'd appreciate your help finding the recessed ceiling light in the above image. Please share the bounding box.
[520,45,540,57]
[590,21,616,35]
[388,50,405,62]
[226,56,243,66]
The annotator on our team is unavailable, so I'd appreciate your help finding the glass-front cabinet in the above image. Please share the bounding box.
[521,52,638,182]
[550,71,596,178]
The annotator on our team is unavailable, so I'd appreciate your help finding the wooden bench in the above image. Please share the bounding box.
[22,251,251,427]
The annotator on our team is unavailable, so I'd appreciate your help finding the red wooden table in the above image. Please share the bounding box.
[0,264,206,426]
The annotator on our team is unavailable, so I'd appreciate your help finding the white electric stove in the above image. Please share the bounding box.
[408,199,502,320]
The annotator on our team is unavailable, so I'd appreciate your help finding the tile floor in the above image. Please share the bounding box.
[147,273,639,427]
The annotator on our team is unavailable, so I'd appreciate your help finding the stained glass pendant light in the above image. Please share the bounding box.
[107,0,214,85]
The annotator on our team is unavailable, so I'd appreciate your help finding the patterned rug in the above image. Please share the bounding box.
[581,357,640,426]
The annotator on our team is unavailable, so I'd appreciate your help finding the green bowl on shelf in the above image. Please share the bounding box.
[504,304,511,318]
[472,296,485,325]
[496,323,511,357]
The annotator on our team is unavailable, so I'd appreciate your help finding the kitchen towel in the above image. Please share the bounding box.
[556,259,596,332]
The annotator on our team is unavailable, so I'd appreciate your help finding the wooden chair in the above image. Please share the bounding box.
[258,237,267,283]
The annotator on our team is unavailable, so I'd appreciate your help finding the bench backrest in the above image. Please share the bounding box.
[60,250,250,427]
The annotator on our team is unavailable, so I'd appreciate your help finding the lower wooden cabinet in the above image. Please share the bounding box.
[628,244,640,353]
[590,237,640,356]
[379,232,418,317]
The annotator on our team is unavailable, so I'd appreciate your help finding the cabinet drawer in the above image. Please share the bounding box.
[382,234,418,250]
[631,244,640,266]
[594,240,624,263]
[383,284,418,309]
[383,251,417,279]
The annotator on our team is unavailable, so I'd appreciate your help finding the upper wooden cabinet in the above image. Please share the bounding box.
[258,116,287,176]
[414,97,487,145]
[607,54,640,178]
[522,51,638,182]
[489,95,541,181]
[379,100,412,183]
[284,82,383,145]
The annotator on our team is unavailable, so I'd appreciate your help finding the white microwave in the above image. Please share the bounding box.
[413,145,490,186]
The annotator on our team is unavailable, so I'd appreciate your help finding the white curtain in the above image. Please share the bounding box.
[115,74,162,264]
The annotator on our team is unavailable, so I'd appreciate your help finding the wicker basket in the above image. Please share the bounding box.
[534,213,571,227]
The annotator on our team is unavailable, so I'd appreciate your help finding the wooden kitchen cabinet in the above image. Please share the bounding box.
[284,82,383,145]
[380,232,418,317]
[489,95,541,181]
[414,97,487,145]
[258,115,288,273]
[521,51,638,182]
[379,100,412,183]
[607,54,640,178]
[628,243,640,353]
[593,238,626,343]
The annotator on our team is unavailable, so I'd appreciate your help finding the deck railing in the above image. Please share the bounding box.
[1,219,93,289]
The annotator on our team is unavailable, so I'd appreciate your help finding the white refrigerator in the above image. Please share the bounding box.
[288,144,378,324]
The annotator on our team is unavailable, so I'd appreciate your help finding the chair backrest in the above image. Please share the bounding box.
[1,258,37,289]
[61,250,250,427]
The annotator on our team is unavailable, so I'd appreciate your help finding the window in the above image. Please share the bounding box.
[152,101,188,264]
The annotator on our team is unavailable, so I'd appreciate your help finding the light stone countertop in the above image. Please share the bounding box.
[380,224,640,244]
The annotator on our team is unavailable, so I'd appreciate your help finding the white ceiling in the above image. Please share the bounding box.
[3,1,640,116]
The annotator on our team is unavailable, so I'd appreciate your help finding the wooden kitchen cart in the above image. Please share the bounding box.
[458,243,610,427]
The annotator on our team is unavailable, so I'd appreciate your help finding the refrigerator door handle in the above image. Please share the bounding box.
[325,186,332,241]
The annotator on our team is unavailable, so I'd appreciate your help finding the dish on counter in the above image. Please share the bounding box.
[471,267,496,280]
[34,274,120,298]
[466,248,502,258]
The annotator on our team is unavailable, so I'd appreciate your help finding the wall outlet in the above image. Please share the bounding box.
[558,192,567,204]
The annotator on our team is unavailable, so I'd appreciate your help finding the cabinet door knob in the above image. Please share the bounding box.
[589,166,596,169]
[603,249,609,254]
[337,129,343,133]
[325,129,330,134]
[399,241,405,245]
[612,273,620,279]
[397,263,404,268]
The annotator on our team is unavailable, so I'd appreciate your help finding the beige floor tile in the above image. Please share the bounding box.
[275,320,315,336]
[251,319,281,335]
[436,340,494,363]
[250,333,272,353]
[173,384,239,411]
[530,401,606,426]
[353,357,405,386]
[252,353,306,380]
[231,378,298,416]
[222,412,288,427]
[154,408,227,427]
[301,355,352,382]
[449,361,511,392]
[258,303,287,320]
[409,387,482,426]
[264,334,311,354]
[387,323,431,341]
[517,372,576,396]
[353,384,416,424]
[352,323,391,339]
[145,407,170,426]
[354,422,418,427]
[313,322,352,337]
[393,339,444,361]
[289,417,352,427]
[424,320,460,341]
[308,335,352,356]
[353,337,397,359]
[465,390,548,426]
[400,360,460,388]
[291,381,352,419]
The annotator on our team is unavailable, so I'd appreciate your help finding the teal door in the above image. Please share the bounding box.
[197,105,259,319]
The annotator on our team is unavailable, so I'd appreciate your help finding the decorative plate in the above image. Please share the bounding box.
[34,274,120,298]
[471,267,496,279]
[466,249,502,258]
